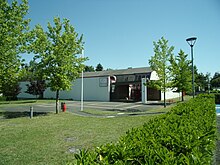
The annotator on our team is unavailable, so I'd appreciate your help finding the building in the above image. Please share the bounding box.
[18,67,181,102]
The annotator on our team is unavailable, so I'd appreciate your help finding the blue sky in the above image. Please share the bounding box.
[21,0,220,76]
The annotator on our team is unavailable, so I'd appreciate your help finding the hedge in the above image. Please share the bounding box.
[73,94,217,164]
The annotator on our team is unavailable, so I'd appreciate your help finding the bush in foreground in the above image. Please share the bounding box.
[73,94,216,164]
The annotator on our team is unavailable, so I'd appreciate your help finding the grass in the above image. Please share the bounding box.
[0,99,57,105]
[0,98,180,164]
[0,111,161,165]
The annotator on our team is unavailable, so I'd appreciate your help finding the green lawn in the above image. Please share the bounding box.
[0,110,161,165]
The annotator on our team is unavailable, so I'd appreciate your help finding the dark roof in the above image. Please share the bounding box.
[81,67,152,78]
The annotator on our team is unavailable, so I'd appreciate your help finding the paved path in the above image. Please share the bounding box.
[67,101,164,117]
[0,101,164,118]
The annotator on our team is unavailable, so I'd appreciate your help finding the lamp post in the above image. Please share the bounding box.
[81,49,84,111]
[186,37,197,98]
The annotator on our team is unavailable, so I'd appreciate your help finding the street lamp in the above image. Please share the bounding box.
[81,49,84,111]
[186,37,197,98]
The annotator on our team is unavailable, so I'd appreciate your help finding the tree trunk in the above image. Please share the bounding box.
[181,90,184,102]
[164,91,166,108]
[163,69,166,108]
[56,90,59,114]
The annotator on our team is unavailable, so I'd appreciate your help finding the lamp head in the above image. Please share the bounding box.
[186,37,197,47]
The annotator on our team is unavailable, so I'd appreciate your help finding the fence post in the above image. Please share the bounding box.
[30,106,33,118]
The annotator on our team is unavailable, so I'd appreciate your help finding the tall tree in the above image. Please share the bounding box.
[30,17,87,113]
[149,37,174,107]
[0,0,30,96]
[170,50,191,101]
[96,63,104,71]
[211,72,220,89]
[195,72,209,92]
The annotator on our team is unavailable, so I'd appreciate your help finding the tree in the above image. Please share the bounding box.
[3,82,21,101]
[149,37,174,107]
[20,60,40,81]
[211,72,220,89]
[26,80,46,99]
[195,72,209,92]
[0,0,30,96]
[170,50,191,101]
[106,68,113,71]
[20,61,46,98]
[188,65,210,93]
[30,17,87,113]
[96,63,103,71]
[85,65,95,72]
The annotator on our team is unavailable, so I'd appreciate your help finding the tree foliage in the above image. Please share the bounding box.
[19,60,41,81]
[195,72,209,92]
[170,50,191,101]
[149,37,174,107]
[30,17,87,113]
[211,72,220,88]
[85,65,95,72]
[0,0,30,96]
[3,82,21,101]
[18,60,46,98]
[96,63,104,71]
[25,80,46,99]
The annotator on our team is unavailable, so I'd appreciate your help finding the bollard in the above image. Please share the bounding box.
[30,106,33,118]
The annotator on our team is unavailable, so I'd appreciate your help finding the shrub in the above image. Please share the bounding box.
[0,95,6,101]
[215,93,220,104]
[74,94,216,164]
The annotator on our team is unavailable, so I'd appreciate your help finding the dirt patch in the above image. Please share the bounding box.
[65,137,77,142]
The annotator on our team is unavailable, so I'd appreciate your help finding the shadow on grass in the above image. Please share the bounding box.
[81,108,166,117]
[127,111,166,116]
[107,108,166,113]
[0,111,49,119]
[0,100,37,105]
[107,108,143,112]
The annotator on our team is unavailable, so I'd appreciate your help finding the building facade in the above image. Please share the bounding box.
[18,67,181,102]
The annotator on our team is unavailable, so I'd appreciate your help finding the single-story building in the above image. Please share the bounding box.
[18,67,181,102]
